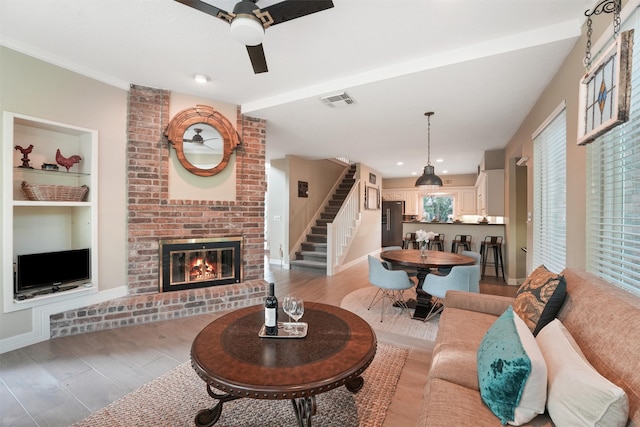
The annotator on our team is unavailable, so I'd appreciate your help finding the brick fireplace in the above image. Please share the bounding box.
[49,85,267,337]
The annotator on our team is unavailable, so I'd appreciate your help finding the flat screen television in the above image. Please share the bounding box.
[15,248,90,295]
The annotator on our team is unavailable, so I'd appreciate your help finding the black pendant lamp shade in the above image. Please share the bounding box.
[415,112,443,188]
[415,164,443,187]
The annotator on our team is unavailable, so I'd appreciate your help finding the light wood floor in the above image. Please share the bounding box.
[0,258,516,427]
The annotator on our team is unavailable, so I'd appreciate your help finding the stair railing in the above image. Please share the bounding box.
[326,179,362,276]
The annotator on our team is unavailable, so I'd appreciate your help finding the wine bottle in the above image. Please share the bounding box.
[264,282,278,336]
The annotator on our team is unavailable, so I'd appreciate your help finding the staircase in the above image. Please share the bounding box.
[290,164,357,274]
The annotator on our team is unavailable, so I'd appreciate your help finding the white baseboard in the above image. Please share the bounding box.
[268,259,289,269]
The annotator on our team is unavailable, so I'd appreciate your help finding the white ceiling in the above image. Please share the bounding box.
[0,0,591,178]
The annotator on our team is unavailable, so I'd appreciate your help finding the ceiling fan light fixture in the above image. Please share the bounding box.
[230,14,264,46]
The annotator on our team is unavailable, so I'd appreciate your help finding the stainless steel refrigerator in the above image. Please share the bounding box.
[381,200,404,247]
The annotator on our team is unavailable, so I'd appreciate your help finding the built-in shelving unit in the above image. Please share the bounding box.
[3,112,99,312]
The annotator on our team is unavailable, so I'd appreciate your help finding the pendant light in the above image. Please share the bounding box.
[415,112,443,188]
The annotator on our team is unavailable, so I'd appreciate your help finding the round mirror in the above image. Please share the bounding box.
[165,105,241,177]
[182,124,223,169]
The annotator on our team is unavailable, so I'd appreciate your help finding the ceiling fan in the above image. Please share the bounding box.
[183,128,220,143]
[175,0,334,73]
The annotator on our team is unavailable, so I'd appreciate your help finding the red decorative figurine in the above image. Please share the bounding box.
[56,149,82,172]
[14,144,34,168]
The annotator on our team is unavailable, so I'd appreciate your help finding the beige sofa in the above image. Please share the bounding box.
[418,268,640,426]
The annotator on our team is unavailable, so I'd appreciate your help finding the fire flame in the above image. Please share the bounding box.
[189,256,216,281]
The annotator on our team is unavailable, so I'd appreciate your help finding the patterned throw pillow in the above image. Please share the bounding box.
[513,265,566,336]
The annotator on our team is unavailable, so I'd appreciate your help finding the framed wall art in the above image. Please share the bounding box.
[577,30,634,145]
[365,186,379,210]
[298,181,308,197]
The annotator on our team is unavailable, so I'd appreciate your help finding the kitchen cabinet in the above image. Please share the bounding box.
[476,169,504,216]
[381,190,404,201]
[403,190,418,215]
[382,189,419,215]
[458,188,477,215]
[384,187,476,218]
[3,112,98,311]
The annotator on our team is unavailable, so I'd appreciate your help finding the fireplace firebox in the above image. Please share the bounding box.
[159,237,243,293]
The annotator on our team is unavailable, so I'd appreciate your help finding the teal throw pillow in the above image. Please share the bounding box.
[477,306,532,425]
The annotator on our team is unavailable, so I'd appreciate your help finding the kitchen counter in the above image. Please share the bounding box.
[402,222,505,253]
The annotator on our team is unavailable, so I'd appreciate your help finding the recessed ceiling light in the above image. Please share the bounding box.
[436,158,444,163]
[397,161,403,166]
[411,171,417,175]
[194,74,211,84]
[442,170,448,174]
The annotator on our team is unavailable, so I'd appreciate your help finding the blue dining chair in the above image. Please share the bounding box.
[421,264,481,321]
[437,250,481,276]
[367,255,414,322]
[381,246,417,278]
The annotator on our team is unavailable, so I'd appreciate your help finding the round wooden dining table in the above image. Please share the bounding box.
[380,249,475,320]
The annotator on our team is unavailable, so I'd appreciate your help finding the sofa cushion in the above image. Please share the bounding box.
[430,307,498,390]
[477,306,547,425]
[513,265,566,335]
[537,318,629,427]
[418,378,554,427]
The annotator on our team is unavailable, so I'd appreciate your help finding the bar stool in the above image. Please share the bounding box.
[428,233,445,251]
[451,235,472,253]
[403,232,418,249]
[480,236,505,280]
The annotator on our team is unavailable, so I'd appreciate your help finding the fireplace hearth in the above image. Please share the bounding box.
[159,237,243,293]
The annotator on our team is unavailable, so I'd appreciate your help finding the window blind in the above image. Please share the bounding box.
[587,15,640,295]
[533,107,567,274]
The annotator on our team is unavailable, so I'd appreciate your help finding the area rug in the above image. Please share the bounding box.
[340,287,439,341]
[72,343,408,427]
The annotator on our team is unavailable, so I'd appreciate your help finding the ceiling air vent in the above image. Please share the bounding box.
[320,92,355,108]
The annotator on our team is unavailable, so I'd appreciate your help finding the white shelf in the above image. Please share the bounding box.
[13,201,91,207]
[14,167,90,177]
[3,111,99,313]
[13,285,97,310]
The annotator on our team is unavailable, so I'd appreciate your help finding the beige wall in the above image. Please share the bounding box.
[342,163,383,264]
[0,47,128,340]
[284,156,346,256]
[503,10,614,274]
[267,158,288,263]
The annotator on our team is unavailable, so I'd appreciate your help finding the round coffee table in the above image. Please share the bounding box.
[191,302,377,427]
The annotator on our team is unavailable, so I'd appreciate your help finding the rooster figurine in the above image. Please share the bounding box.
[56,149,82,172]
[14,144,34,168]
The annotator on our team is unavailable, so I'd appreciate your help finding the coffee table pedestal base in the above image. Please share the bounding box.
[195,377,364,427]
[195,386,241,427]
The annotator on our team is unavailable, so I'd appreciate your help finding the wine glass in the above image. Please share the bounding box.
[289,298,305,335]
[282,295,294,332]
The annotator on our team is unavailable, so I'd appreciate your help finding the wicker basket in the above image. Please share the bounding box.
[21,181,89,202]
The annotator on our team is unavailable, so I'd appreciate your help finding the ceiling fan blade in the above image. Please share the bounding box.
[173,0,232,23]
[247,44,268,74]
[263,0,334,26]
